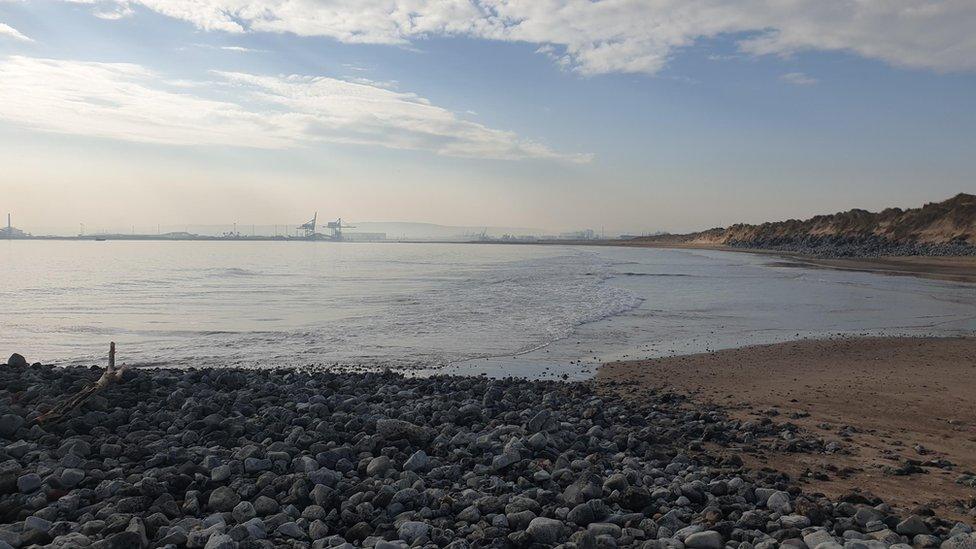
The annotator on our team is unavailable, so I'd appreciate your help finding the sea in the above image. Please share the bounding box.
[2,240,974,379]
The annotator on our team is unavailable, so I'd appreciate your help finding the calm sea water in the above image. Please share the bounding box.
[2,241,974,378]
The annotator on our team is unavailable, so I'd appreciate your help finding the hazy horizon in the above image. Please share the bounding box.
[2,2,975,233]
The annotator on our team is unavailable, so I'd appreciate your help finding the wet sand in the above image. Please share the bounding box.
[781,255,976,284]
[479,240,976,284]
[619,241,976,284]
[598,336,976,519]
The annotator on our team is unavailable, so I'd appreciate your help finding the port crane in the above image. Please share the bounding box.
[298,212,318,238]
[297,213,354,240]
[325,218,354,240]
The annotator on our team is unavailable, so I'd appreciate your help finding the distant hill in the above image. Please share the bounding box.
[636,194,976,257]
[351,222,543,240]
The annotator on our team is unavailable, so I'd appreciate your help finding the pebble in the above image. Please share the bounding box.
[0,364,969,548]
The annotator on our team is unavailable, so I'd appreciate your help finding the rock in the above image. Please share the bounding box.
[187,525,225,548]
[528,410,552,433]
[376,419,431,443]
[91,531,144,549]
[253,495,279,516]
[526,517,567,544]
[896,515,930,536]
[781,515,811,529]
[309,519,329,540]
[1,361,972,549]
[854,507,885,527]
[61,468,85,487]
[403,450,429,472]
[563,475,603,505]
[603,473,629,492]
[99,443,122,458]
[492,450,521,470]
[0,414,24,438]
[766,491,792,514]
[588,523,622,539]
[243,457,271,473]
[50,533,91,548]
[803,529,835,548]
[243,518,266,539]
[398,521,430,544]
[7,353,27,368]
[277,522,307,540]
[458,505,481,523]
[366,455,393,476]
[942,534,976,549]
[204,534,237,549]
[208,486,240,512]
[17,472,42,493]
[232,501,256,523]
[211,464,231,482]
[346,521,373,542]
[25,516,52,532]
[570,503,600,526]
[685,530,723,549]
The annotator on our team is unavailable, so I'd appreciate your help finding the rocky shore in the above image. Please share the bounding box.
[631,193,976,260]
[1,362,974,549]
[725,236,976,259]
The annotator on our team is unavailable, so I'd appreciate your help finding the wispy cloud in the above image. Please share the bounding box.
[66,1,976,75]
[0,22,32,42]
[92,3,133,20]
[0,55,588,162]
[780,72,818,86]
[219,45,265,53]
[188,43,268,53]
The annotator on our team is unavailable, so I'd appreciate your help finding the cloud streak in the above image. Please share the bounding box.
[69,1,976,75]
[0,55,586,162]
[0,22,32,42]
[780,72,817,86]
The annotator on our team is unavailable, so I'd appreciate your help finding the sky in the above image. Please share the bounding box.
[1,1,974,234]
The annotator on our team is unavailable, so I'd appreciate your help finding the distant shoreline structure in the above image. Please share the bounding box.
[6,233,390,243]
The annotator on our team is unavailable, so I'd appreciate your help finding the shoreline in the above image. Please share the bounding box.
[8,237,975,284]
[598,336,976,521]
[473,239,976,284]
[613,241,976,285]
[2,352,975,548]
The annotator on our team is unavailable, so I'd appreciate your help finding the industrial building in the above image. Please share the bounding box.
[1,214,27,238]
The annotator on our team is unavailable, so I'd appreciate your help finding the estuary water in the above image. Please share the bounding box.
[2,240,974,378]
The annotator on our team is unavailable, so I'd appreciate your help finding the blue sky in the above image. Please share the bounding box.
[1,1,974,233]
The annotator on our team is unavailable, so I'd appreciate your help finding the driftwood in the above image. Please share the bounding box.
[36,342,127,425]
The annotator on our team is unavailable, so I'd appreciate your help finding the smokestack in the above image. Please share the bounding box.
[6,213,9,238]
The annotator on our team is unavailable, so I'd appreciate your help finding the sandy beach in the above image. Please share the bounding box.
[599,336,976,520]
[778,255,976,285]
[483,240,976,284]
[616,242,976,284]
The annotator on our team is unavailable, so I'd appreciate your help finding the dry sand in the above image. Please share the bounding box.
[598,337,976,519]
